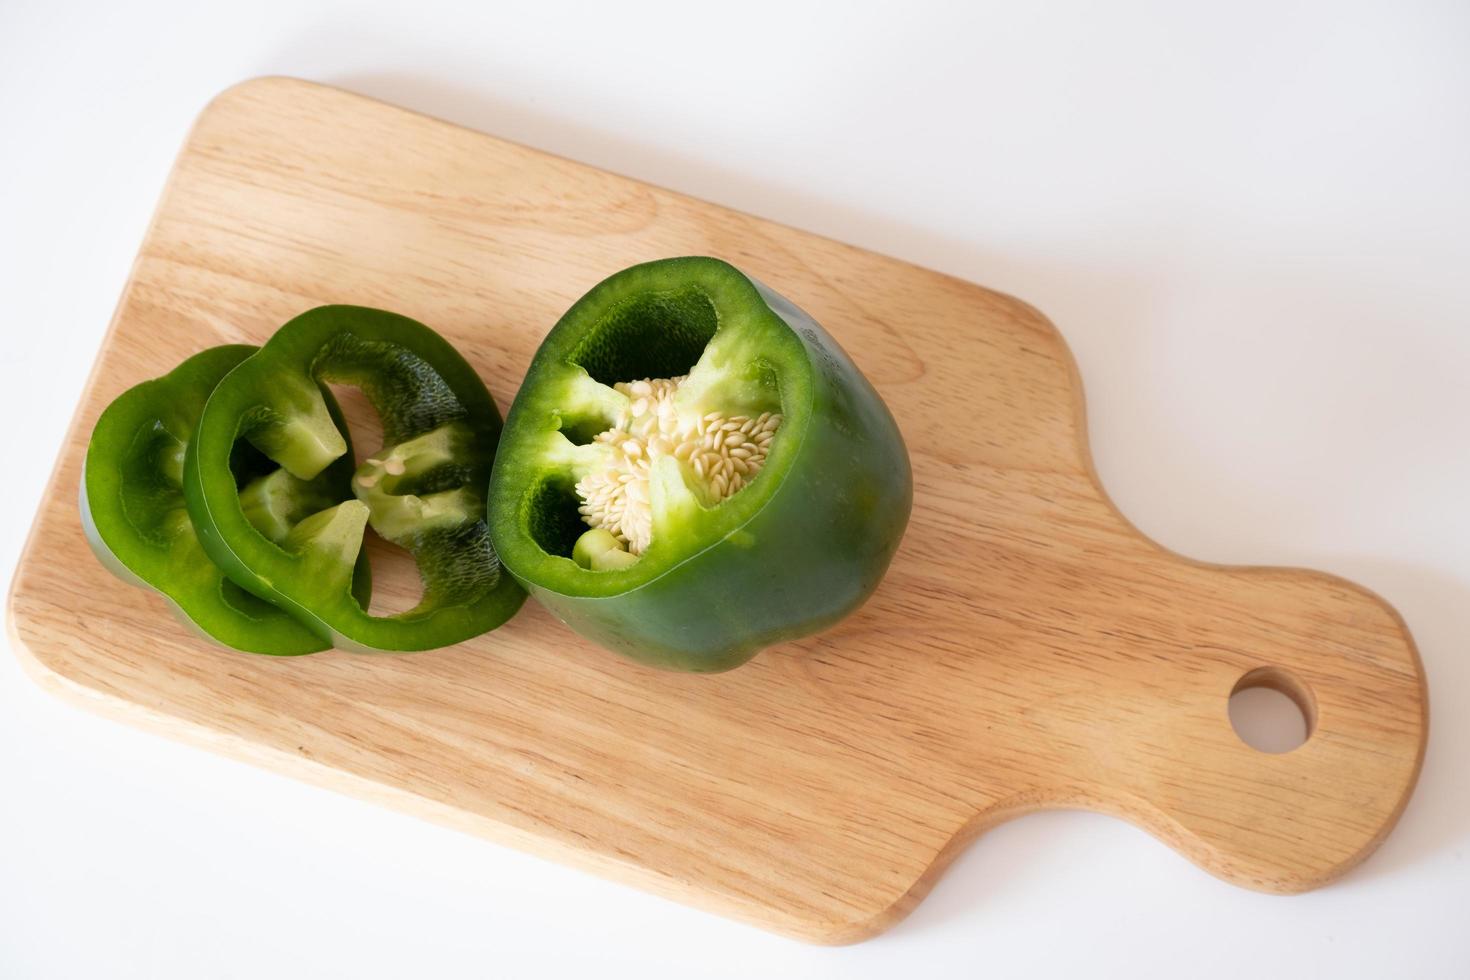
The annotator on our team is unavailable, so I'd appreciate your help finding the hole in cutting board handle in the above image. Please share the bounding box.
[1229,666,1316,753]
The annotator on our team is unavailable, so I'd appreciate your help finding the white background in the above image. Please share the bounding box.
[2,1,1467,976]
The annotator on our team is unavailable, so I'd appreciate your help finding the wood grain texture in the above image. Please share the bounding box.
[6,78,1427,943]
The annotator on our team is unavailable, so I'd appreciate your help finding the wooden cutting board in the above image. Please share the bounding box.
[6,78,1427,943]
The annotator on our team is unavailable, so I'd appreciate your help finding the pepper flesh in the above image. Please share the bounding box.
[487,257,912,671]
[81,345,361,654]
[183,306,525,652]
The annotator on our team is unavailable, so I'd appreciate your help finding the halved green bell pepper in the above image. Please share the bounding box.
[183,306,524,652]
[82,345,360,654]
[486,257,912,672]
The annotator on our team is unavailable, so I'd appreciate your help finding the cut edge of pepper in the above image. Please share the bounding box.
[490,256,819,599]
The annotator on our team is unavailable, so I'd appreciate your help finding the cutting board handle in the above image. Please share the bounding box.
[1075,562,1427,893]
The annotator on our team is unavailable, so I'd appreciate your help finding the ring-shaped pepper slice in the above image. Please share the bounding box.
[82,345,364,654]
[487,257,912,672]
[183,307,525,652]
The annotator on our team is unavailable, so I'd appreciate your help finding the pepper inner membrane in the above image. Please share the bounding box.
[235,334,499,619]
[532,286,785,571]
[118,421,192,547]
[326,382,422,616]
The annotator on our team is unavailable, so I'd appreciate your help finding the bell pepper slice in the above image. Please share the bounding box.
[183,306,525,652]
[487,257,912,672]
[81,345,361,654]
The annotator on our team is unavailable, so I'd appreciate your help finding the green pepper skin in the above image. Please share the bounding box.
[183,306,524,652]
[487,257,912,671]
[81,346,336,654]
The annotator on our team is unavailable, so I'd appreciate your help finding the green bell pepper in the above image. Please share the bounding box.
[81,345,359,654]
[183,306,525,652]
[487,257,912,672]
